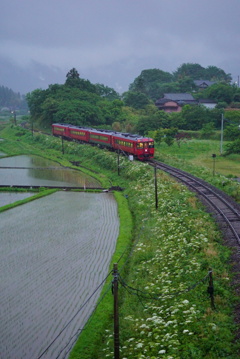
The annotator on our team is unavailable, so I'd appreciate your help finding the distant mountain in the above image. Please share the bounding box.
[0,56,66,95]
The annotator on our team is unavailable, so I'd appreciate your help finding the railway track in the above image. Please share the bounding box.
[149,159,240,255]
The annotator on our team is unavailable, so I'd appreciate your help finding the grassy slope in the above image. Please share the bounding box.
[156,139,240,178]
[1,126,240,358]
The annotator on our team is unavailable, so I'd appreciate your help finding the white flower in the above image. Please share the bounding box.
[158,349,166,354]
[136,342,143,348]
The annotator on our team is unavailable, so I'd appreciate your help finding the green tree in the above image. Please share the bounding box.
[26,89,48,121]
[65,68,97,93]
[180,105,211,130]
[178,76,196,92]
[122,91,151,109]
[95,84,120,100]
[174,63,205,80]
[129,69,173,101]
[205,66,232,83]
[136,111,170,135]
[164,135,174,146]
[202,83,235,104]
[41,97,59,125]
[225,139,240,155]
[65,68,80,87]
[200,122,215,138]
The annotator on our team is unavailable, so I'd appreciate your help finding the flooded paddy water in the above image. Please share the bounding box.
[0,155,119,358]
[0,191,119,359]
[0,155,101,188]
[0,192,34,207]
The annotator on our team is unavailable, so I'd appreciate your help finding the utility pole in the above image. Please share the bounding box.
[117,150,120,176]
[154,164,158,209]
[212,154,216,176]
[113,263,120,359]
[61,136,64,154]
[220,114,224,155]
[13,110,16,125]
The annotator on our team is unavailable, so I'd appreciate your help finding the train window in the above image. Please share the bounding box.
[70,130,86,136]
[137,142,143,149]
[115,139,133,148]
[149,142,154,148]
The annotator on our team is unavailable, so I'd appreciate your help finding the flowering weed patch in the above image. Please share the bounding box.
[100,164,238,358]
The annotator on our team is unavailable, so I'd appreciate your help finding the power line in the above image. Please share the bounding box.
[118,271,211,302]
[36,270,112,359]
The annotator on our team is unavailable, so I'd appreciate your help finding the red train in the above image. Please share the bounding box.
[52,123,154,160]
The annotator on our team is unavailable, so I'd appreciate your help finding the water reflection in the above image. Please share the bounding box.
[0,155,101,187]
[0,192,33,207]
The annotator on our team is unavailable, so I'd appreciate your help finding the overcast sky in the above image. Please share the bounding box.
[1,0,240,94]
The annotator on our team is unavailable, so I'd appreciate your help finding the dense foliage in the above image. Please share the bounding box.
[26,69,124,127]
[128,64,232,102]
[174,63,232,83]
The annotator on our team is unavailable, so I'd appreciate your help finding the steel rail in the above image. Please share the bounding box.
[150,160,240,245]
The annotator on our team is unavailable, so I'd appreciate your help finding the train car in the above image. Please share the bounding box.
[52,123,68,137]
[66,125,89,142]
[52,123,154,160]
[112,133,154,160]
[88,129,113,147]
[52,123,90,142]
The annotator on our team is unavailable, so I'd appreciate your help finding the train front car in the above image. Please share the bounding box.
[135,137,154,160]
[112,133,154,160]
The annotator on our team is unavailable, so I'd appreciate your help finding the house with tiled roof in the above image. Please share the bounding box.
[198,98,217,109]
[194,80,216,90]
[155,93,217,112]
[155,93,198,112]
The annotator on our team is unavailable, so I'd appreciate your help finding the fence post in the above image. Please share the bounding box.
[113,263,120,359]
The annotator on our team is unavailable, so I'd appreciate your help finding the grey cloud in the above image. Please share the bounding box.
[1,0,240,94]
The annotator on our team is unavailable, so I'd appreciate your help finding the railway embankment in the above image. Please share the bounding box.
[1,124,240,358]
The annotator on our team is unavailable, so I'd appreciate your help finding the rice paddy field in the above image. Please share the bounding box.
[0,191,119,359]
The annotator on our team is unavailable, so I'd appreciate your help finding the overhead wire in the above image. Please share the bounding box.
[36,270,113,359]
[118,270,211,302]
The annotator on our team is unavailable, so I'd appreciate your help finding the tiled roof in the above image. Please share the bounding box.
[163,93,195,101]
[194,80,216,87]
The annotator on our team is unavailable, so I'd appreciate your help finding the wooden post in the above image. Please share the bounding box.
[208,269,215,309]
[31,119,34,137]
[212,154,216,176]
[154,164,158,209]
[117,150,120,176]
[61,136,64,154]
[14,110,16,125]
[113,263,120,359]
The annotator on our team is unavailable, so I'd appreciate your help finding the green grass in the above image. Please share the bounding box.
[1,124,240,358]
[0,188,58,213]
[156,139,240,178]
